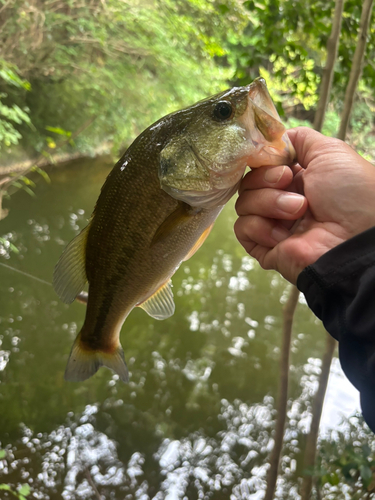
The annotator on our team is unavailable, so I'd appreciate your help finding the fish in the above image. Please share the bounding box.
[53,77,295,383]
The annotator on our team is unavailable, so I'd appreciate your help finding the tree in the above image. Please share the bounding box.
[300,335,336,500]
[313,0,345,131]
[264,286,300,500]
[338,0,374,140]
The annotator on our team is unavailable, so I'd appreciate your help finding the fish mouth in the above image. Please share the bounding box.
[240,78,296,168]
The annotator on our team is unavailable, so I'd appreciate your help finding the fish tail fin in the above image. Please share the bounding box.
[64,331,129,383]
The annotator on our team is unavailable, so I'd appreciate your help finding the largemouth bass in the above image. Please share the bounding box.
[53,78,295,382]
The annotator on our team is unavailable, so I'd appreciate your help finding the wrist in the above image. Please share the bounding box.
[297,226,375,288]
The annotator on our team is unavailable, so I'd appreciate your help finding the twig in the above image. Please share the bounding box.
[84,468,103,500]
[0,0,14,15]
[300,334,336,500]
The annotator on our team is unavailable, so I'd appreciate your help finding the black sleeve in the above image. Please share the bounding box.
[297,227,375,433]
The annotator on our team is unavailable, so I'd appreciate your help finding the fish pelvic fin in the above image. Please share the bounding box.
[64,332,129,383]
[138,279,175,320]
[53,222,91,304]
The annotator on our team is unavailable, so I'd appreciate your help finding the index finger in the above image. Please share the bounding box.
[239,164,293,195]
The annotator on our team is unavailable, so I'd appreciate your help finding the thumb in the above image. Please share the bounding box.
[287,127,341,169]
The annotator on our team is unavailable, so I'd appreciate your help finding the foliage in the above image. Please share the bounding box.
[0,479,31,500]
[0,60,31,149]
[1,0,375,158]
[0,0,247,155]
[315,415,375,499]
[229,0,375,138]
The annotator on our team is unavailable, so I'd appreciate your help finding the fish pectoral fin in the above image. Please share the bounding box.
[53,221,91,304]
[183,222,214,262]
[138,279,175,320]
[64,332,129,383]
[151,202,200,246]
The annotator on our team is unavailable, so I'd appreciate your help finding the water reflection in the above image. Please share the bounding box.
[1,397,301,499]
[0,156,361,498]
[321,358,360,434]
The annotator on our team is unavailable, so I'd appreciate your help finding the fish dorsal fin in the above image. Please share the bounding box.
[183,222,214,262]
[138,280,175,320]
[151,203,199,246]
[53,223,90,304]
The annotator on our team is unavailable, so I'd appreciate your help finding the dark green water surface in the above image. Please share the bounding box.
[0,157,352,499]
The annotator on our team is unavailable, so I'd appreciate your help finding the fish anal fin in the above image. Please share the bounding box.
[138,279,175,320]
[53,222,91,304]
[64,332,129,383]
[183,222,214,262]
[151,203,200,246]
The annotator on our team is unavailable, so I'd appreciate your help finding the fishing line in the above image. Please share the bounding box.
[0,261,88,304]
[0,261,52,286]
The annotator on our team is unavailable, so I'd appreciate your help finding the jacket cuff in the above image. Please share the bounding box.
[297,226,375,305]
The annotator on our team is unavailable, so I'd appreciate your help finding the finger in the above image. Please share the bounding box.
[287,127,343,168]
[234,215,291,248]
[237,239,277,273]
[235,188,308,220]
[239,165,293,195]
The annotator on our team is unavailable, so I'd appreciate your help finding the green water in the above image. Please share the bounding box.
[0,157,330,499]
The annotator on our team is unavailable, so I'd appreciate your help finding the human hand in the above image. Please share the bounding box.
[234,127,375,284]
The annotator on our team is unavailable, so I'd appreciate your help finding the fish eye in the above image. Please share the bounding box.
[213,101,233,121]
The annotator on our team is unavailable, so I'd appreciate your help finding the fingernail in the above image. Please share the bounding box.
[264,166,285,184]
[276,193,305,214]
[271,226,291,242]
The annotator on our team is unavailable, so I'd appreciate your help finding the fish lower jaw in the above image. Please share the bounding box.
[209,161,247,190]
[160,162,247,208]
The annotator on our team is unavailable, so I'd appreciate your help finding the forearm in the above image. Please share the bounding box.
[297,227,375,431]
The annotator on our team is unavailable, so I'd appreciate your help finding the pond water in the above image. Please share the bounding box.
[0,157,359,499]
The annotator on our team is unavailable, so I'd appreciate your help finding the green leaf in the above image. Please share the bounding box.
[45,126,72,137]
[0,484,11,490]
[9,242,19,254]
[19,176,36,188]
[31,166,51,184]
[18,484,31,496]
[362,444,371,458]
[0,450,6,459]
[21,185,36,197]
[342,462,357,478]
[328,472,340,486]
[218,4,230,15]
[360,464,372,487]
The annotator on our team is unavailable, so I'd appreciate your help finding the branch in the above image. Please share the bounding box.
[264,285,300,500]
[0,0,14,15]
[300,334,336,500]
[84,468,102,500]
